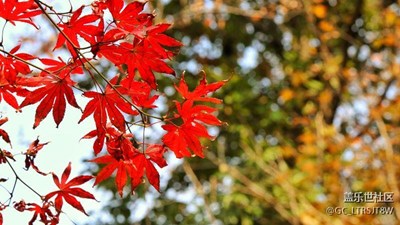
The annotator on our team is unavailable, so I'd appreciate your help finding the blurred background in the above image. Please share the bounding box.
[85,0,400,224]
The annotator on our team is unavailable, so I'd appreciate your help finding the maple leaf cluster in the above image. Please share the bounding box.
[0,0,226,224]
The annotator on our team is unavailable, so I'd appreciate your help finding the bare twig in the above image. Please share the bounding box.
[182,161,217,225]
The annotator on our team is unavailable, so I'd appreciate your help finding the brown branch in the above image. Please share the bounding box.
[376,118,400,219]
[182,161,217,225]
[206,152,297,223]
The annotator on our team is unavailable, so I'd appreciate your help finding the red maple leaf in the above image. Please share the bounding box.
[144,144,167,168]
[14,201,59,225]
[19,73,80,128]
[0,0,41,28]
[106,0,152,32]
[130,148,167,191]
[162,122,211,158]
[90,128,138,196]
[91,130,167,194]
[119,76,159,108]
[175,72,226,103]
[0,149,14,164]
[81,125,132,155]
[39,58,84,77]
[143,23,183,58]
[99,41,175,89]
[92,152,164,195]
[91,154,130,196]
[54,6,101,58]
[24,137,49,175]
[0,45,35,85]
[79,76,138,132]
[44,163,95,215]
[81,129,107,155]
[162,74,226,158]
[0,45,35,110]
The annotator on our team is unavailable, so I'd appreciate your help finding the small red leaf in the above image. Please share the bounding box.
[20,75,80,128]
[45,163,95,215]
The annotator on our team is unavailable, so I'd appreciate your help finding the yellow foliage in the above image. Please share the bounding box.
[291,71,308,87]
[318,89,333,106]
[299,145,319,156]
[298,131,316,144]
[279,88,295,102]
[319,20,335,32]
[312,4,327,19]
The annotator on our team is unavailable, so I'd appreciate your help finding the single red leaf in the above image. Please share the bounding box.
[106,0,152,32]
[162,122,211,158]
[79,76,138,132]
[54,6,101,58]
[175,72,226,103]
[20,75,80,128]
[146,144,167,167]
[0,45,34,85]
[120,77,159,108]
[24,138,49,175]
[45,163,95,215]
[91,154,130,196]
[130,153,161,191]
[81,129,107,155]
[39,57,84,77]
[0,0,41,28]
[144,23,182,58]
[92,157,119,185]
[98,41,175,89]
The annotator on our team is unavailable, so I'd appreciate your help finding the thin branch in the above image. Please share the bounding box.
[182,161,217,225]
[5,158,43,199]
[376,118,400,219]
[0,49,51,75]
[0,21,7,46]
